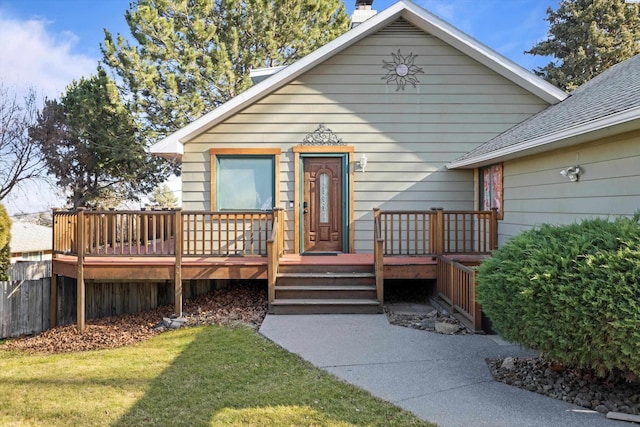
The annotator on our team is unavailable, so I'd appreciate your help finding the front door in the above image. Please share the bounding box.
[303,157,343,252]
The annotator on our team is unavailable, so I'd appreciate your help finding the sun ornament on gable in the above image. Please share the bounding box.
[300,124,345,146]
[382,49,424,91]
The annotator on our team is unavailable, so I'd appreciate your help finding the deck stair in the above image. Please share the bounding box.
[270,262,381,314]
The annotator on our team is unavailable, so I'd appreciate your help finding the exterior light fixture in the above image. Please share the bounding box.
[359,154,368,172]
[560,166,581,182]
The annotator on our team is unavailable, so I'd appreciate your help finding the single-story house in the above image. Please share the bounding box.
[150,0,568,254]
[10,221,53,263]
[51,0,638,330]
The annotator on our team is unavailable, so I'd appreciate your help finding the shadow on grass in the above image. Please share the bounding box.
[114,325,430,427]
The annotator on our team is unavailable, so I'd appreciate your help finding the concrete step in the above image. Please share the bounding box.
[270,298,382,314]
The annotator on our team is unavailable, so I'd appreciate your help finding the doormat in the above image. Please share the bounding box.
[301,252,339,256]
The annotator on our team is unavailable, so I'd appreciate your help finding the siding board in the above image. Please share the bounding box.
[500,130,640,244]
[182,20,550,252]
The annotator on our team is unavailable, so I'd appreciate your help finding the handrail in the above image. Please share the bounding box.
[451,262,481,332]
[436,255,484,333]
[267,208,284,306]
[373,208,384,304]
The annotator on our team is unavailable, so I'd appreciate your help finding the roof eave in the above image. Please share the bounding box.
[447,107,640,169]
[398,2,567,105]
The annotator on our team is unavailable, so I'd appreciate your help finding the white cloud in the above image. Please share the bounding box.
[0,12,97,99]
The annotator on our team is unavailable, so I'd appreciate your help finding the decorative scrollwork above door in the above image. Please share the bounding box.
[300,124,345,146]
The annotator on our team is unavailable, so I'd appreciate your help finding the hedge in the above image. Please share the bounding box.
[476,215,640,377]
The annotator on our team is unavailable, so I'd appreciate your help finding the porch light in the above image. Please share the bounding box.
[560,166,581,182]
[359,154,368,173]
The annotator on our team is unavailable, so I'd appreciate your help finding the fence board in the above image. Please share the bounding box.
[0,278,51,338]
[0,281,9,337]
[8,261,52,281]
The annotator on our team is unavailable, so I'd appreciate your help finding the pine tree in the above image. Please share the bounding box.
[526,0,640,91]
[29,68,172,208]
[148,183,178,209]
[102,0,350,142]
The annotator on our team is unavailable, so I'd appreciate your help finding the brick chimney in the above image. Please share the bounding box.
[350,0,377,29]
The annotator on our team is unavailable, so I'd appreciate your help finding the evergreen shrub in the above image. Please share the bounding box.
[476,215,640,377]
[0,204,10,280]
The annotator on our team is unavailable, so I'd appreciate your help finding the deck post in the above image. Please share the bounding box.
[470,269,482,332]
[173,208,183,317]
[50,208,59,328]
[50,273,58,328]
[434,208,445,255]
[76,207,86,333]
[490,208,498,250]
[373,208,380,242]
[449,258,457,313]
[373,208,384,305]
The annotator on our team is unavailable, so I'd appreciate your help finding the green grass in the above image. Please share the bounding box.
[0,325,435,426]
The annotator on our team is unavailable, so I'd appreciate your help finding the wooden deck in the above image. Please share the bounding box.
[51,208,497,332]
[53,253,438,282]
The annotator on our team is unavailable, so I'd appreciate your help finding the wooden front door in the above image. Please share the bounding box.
[303,157,343,252]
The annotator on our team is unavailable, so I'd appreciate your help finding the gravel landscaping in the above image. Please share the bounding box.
[488,357,640,416]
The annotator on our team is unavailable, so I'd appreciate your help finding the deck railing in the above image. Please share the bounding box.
[441,209,498,254]
[377,210,436,255]
[375,208,498,256]
[267,208,285,305]
[436,256,484,332]
[182,211,274,257]
[53,209,275,258]
[52,209,78,255]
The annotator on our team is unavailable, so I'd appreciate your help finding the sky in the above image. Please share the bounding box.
[0,0,559,215]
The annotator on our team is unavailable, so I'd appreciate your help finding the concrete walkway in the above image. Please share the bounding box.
[259,313,620,427]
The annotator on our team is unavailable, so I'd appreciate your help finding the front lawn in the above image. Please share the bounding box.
[0,325,434,426]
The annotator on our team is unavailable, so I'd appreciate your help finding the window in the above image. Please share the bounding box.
[210,148,280,211]
[479,163,503,218]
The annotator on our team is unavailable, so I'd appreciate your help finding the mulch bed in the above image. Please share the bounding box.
[2,281,267,354]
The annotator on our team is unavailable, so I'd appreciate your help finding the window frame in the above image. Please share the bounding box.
[209,148,281,212]
[478,163,503,219]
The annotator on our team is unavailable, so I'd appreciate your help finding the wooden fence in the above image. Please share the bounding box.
[1,261,52,338]
[1,261,233,338]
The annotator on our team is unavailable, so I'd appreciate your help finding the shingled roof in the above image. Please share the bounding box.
[449,54,640,168]
[10,222,52,254]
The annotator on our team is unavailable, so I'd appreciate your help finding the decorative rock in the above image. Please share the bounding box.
[501,357,516,370]
[487,357,640,417]
[418,319,436,329]
[435,321,460,334]
[162,316,186,329]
